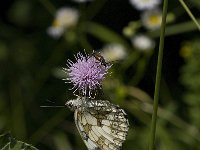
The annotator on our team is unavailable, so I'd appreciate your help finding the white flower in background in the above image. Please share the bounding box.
[47,7,79,38]
[129,0,161,10]
[101,44,127,62]
[131,34,155,51]
[47,26,64,39]
[54,7,79,27]
[141,8,162,30]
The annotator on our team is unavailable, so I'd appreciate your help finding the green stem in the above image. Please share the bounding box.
[149,0,168,149]
[10,82,27,139]
[178,0,200,31]
[86,0,107,20]
[148,19,200,37]
[38,0,56,15]
[30,109,68,144]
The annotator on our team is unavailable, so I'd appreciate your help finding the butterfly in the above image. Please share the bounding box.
[66,97,129,150]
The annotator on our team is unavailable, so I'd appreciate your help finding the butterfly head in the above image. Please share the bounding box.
[65,100,76,111]
[65,97,83,111]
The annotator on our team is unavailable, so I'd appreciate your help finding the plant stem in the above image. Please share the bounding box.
[38,0,56,15]
[148,0,168,149]
[30,110,68,144]
[178,0,200,31]
[148,19,200,38]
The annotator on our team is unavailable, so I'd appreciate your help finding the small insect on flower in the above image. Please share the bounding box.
[66,96,129,150]
[91,51,109,67]
[64,52,111,98]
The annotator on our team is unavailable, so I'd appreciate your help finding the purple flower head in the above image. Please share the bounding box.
[64,52,111,97]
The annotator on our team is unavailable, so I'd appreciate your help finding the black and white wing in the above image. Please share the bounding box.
[74,99,129,150]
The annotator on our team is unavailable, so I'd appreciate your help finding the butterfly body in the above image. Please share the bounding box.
[66,97,129,150]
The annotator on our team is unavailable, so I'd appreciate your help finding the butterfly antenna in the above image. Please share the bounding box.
[40,99,65,108]
[40,105,65,108]
[46,99,55,103]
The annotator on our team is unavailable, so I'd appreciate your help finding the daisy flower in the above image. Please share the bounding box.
[47,26,64,39]
[64,52,111,97]
[141,8,162,30]
[101,44,127,62]
[47,7,79,38]
[129,0,161,10]
[131,34,155,51]
[179,43,192,58]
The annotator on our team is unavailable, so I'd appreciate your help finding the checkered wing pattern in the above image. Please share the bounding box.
[74,100,129,150]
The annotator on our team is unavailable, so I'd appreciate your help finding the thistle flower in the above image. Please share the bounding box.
[101,44,127,62]
[47,7,79,38]
[141,8,162,30]
[64,52,111,97]
[129,0,161,10]
[131,34,155,51]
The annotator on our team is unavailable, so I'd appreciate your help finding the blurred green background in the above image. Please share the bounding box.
[0,0,200,149]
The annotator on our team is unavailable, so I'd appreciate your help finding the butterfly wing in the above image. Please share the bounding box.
[74,109,100,150]
[74,100,129,150]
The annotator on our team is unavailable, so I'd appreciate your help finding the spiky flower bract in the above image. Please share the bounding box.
[64,52,111,97]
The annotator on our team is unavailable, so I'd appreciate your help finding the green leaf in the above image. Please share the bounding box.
[0,133,38,150]
[53,132,72,150]
[84,22,131,50]
[190,0,200,7]
[178,0,200,31]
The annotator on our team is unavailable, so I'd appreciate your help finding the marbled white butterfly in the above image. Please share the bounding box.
[66,97,129,150]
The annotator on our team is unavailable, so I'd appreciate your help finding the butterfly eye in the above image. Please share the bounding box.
[66,101,74,110]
